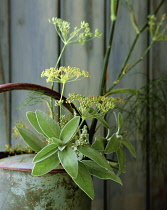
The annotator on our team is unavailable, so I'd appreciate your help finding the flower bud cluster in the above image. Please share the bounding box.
[72,125,89,148]
[49,17,102,45]
[148,14,167,41]
[49,17,70,42]
[67,93,123,114]
[58,115,69,129]
[41,66,90,83]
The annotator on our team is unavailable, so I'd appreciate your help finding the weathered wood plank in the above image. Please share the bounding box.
[10,0,59,146]
[62,0,105,97]
[106,1,148,209]
[0,0,10,151]
[61,0,105,209]
[0,0,167,209]
[149,1,167,210]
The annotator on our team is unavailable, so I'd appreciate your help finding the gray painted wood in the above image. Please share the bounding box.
[149,1,167,210]
[9,0,59,146]
[0,0,167,209]
[0,0,10,151]
[60,1,105,208]
[106,1,148,209]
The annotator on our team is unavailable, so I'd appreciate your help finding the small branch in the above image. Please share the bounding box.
[107,0,165,92]
[0,83,77,113]
[99,0,119,96]
[90,0,120,142]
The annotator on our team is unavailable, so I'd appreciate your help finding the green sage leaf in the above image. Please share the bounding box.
[105,88,137,97]
[51,137,62,146]
[82,160,122,185]
[78,145,112,171]
[32,153,60,176]
[121,139,136,157]
[116,112,124,135]
[117,147,126,175]
[26,111,47,137]
[58,147,78,179]
[17,127,46,152]
[33,144,58,163]
[88,108,110,128]
[73,162,94,200]
[35,110,60,138]
[92,136,107,151]
[94,114,110,129]
[105,133,121,154]
[60,116,80,143]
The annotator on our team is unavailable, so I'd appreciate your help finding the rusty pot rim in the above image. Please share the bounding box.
[0,154,66,173]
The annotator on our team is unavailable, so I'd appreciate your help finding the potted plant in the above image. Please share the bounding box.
[0,0,166,209]
[0,16,136,209]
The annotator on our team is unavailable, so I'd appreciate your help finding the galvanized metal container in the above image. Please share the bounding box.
[0,154,91,210]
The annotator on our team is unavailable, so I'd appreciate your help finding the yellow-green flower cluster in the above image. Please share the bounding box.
[49,17,102,45]
[41,66,90,83]
[49,18,70,43]
[148,14,167,41]
[12,119,28,139]
[67,93,123,114]
[73,125,89,147]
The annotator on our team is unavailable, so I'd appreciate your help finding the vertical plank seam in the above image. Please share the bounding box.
[0,45,9,145]
[58,0,61,120]
[104,0,108,209]
[146,0,151,209]
[8,0,12,146]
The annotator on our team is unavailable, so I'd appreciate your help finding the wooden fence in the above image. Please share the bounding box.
[0,0,167,209]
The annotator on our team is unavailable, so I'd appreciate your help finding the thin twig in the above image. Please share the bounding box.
[107,0,165,92]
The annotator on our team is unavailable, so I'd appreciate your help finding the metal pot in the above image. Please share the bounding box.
[0,154,91,210]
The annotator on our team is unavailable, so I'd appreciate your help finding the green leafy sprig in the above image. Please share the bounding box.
[17,110,135,199]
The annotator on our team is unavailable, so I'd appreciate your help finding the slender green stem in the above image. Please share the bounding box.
[99,21,117,96]
[112,40,154,85]
[55,44,67,68]
[59,82,66,117]
[51,44,67,90]
[107,0,165,92]
[99,0,119,96]
[126,40,154,73]
[89,0,120,142]
[111,0,117,21]
[90,0,165,142]
[46,101,54,119]
[49,44,67,118]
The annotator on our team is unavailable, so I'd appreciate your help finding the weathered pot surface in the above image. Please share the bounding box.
[0,154,91,210]
[0,154,64,172]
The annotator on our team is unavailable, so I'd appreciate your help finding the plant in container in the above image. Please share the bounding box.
[0,16,135,209]
[0,0,166,209]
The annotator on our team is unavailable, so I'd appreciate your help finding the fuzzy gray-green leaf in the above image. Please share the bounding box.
[105,133,121,154]
[117,112,124,134]
[33,144,58,163]
[117,147,126,175]
[88,108,110,129]
[26,111,47,137]
[82,160,122,185]
[121,139,136,157]
[60,116,80,143]
[32,153,60,176]
[58,147,78,179]
[105,88,138,97]
[36,110,60,138]
[73,162,94,200]
[51,137,62,146]
[78,145,112,171]
[92,136,107,151]
[17,127,46,152]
